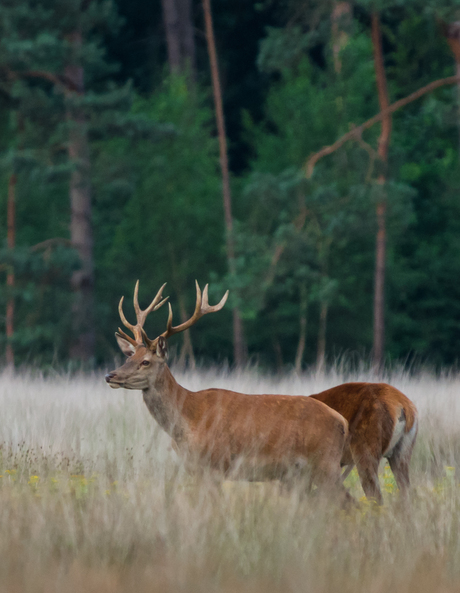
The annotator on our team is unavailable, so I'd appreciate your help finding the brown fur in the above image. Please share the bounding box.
[106,344,354,505]
[310,382,418,504]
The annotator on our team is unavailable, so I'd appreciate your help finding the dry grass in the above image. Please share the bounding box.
[0,366,460,592]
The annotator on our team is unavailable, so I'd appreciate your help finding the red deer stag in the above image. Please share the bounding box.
[309,383,418,504]
[105,281,355,505]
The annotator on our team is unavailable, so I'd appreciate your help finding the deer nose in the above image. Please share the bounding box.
[105,372,116,383]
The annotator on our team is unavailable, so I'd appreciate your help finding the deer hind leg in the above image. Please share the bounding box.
[353,447,383,505]
[387,425,417,496]
[388,454,410,493]
[341,463,355,482]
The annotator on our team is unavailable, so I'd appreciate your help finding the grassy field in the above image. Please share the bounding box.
[1,365,460,592]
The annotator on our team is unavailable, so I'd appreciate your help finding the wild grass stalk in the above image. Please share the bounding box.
[0,367,459,592]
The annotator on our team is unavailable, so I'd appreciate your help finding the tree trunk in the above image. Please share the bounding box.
[441,21,460,160]
[371,13,392,371]
[456,60,460,160]
[294,284,308,373]
[178,0,196,78]
[168,247,196,370]
[316,301,328,372]
[272,335,283,373]
[65,31,95,361]
[162,0,196,80]
[331,2,351,75]
[161,0,182,74]
[373,200,386,369]
[202,0,247,367]
[176,296,196,370]
[232,309,246,367]
[6,173,16,369]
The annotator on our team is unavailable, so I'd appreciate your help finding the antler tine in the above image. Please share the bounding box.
[119,296,136,334]
[165,302,174,336]
[119,294,143,342]
[134,281,169,325]
[191,279,204,318]
[140,327,154,349]
[202,283,229,313]
[160,281,228,340]
[117,327,138,347]
[161,281,201,338]
[133,280,140,317]
[119,282,169,344]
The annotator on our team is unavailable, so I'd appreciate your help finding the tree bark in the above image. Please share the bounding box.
[456,61,460,159]
[272,335,283,373]
[168,246,196,369]
[202,0,247,367]
[6,173,16,368]
[441,21,460,159]
[294,283,308,373]
[178,0,196,78]
[371,13,392,371]
[65,31,95,361]
[176,297,196,370]
[316,301,328,372]
[331,2,352,75]
[161,0,182,74]
[162,0,196,80]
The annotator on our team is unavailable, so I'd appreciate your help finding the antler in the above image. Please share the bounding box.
[118,281,169,344]
[160,281,229,340]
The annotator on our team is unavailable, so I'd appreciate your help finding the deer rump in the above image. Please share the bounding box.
[309,382,418,503]
[172,390,349,487]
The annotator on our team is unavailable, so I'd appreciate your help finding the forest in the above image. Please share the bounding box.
[1,0,460,370]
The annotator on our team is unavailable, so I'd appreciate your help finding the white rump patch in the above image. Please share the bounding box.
[384,413,406,457]
[397,419,418,459]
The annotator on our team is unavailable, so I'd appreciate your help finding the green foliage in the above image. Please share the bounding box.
[0,243,79,361]
[1,0,460,367]
[234,3,460,368]
[0,0,151,364]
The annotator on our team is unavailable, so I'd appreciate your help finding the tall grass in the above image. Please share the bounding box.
[0,366,459,592]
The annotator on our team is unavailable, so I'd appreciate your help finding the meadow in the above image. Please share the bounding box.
[1,365,460,592]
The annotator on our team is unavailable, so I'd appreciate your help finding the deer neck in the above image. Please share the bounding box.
[142,364,190,443]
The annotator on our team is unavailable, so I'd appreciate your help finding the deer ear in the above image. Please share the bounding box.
[156,336,168,360]
[115,333,136,357]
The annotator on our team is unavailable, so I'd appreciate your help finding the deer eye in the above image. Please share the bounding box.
[141,360,150,366]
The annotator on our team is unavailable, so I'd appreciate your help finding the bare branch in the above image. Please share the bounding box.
[30,238,72,252]
[264,205,308,289]
[3,67,81,94]
[305,74,460,178]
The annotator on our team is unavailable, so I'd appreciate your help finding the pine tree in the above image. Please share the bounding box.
[0,0,162,362]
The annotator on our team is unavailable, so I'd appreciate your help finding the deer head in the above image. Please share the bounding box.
[105,281,229,390]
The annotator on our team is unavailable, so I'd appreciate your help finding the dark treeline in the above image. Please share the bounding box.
[0,0,460,370]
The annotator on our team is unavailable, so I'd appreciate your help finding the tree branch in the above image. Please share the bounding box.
[305,74,460,178]
[30,238,72,252]
[265,205,308,288]
[3,67,81,94]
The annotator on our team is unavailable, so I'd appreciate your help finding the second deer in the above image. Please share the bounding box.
[309,382,418,505]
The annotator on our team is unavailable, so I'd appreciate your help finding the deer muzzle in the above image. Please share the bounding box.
[105,372,122,389]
